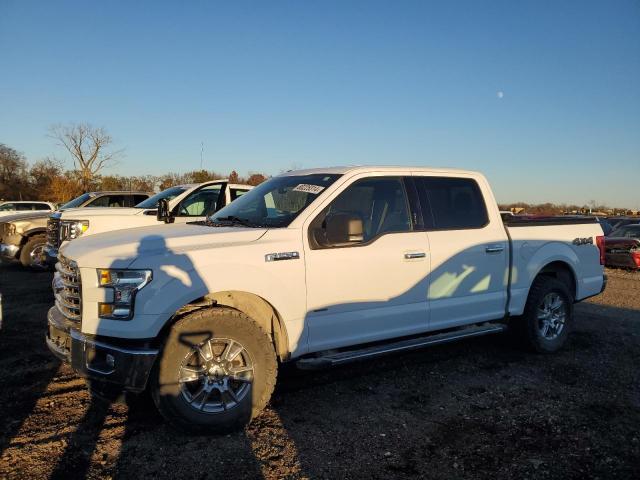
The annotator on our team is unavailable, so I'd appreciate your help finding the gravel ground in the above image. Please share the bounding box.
[0,264,638,479]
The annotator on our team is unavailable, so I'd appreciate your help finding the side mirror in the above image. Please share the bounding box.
[157,198,175,224]
[325,213,364,246]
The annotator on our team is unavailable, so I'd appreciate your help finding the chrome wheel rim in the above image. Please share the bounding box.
[178,338,254,413]
[29,243,46,268]
[537,292,566,340]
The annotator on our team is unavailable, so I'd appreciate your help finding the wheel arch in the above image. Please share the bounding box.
[20,228,47,245]
[533,260,577,300]
[166,290,290,361]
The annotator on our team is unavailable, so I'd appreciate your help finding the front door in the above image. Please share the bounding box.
[304,175,431,352]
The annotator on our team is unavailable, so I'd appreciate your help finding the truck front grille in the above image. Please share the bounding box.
[54,254,82,323]
[47,217,61,248]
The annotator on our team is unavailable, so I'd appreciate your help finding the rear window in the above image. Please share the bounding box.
[416,177,488,230]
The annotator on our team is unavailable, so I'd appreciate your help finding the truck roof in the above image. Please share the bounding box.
[279,165,481,177]
[86,191,153,195]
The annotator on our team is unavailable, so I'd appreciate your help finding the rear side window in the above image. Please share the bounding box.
[87,195,127,207]
[34,203,51,210]
[133,195,149,205]
[415,177,488,230]
[230,188,249,201]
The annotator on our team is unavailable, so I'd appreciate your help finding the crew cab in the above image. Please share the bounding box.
[46,166,606,433]
[0,191,151,268]
[43,180,252,265]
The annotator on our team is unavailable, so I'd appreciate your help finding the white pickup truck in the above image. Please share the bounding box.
[43,179,252,265]
[46,166,606,432]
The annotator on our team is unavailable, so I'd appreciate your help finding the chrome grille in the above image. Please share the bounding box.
[54,254,82,323]
[47,217,61,248]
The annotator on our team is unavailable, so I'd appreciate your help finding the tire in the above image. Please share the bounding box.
[150,307,277,433]
[19,234,47,269]
[513,276,574,353]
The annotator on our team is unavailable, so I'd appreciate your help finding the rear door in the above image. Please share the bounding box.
[413,175,508,330]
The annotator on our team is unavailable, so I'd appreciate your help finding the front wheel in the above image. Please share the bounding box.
[150,307,277,433]
[514,276,574,353]
[20,234,48,269]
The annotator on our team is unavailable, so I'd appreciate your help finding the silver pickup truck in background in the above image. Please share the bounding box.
[0,191,151,268]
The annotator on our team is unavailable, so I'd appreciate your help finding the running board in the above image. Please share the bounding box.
[296,323,507,370]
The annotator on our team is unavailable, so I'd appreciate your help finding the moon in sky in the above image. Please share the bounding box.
[497,91,504,99]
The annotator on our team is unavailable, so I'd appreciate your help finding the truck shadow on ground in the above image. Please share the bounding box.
[0,264,61,459]
[42,298,640,479]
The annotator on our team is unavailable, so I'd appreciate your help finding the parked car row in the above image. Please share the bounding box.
[37,166,608,433]
[0,191,152,268]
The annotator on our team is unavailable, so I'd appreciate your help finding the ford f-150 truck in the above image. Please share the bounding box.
[0,191,151,268]
[46,166,606,432]
[43,180,252,265]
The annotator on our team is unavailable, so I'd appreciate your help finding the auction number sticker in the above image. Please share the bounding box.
[292,184,325,194]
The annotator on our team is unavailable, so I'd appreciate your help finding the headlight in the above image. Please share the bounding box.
[96,269,152,320]
[61,220,89,240]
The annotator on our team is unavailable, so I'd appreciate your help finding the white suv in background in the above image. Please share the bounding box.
[0,201,55,218]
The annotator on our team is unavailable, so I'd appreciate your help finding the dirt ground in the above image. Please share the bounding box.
[0,264,638,480]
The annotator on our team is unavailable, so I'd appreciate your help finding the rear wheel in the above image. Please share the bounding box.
[20,234,47,269]
[514,276,574,353]
[151,307,277,433]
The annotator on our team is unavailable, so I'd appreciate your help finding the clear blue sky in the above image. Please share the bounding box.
[1,0,639,207]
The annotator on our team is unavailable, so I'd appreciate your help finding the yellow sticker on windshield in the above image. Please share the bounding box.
[292,184,325,194]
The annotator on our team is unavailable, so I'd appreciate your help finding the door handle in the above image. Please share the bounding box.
[404,252,426,259]
[485,245,505,254]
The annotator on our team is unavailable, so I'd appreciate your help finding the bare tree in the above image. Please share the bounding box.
[49,123,123,191]
[0,143,29,199]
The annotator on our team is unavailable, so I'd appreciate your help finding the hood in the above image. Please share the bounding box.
[60,223,268,268]
[0,211,51,224]
[60,207,146,218]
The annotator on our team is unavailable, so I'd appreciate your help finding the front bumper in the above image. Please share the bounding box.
[42,244,58,266]
[0,242,20,259]
[46,306,158,392]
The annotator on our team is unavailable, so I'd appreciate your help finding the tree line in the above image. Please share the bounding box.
[1,123,267,202]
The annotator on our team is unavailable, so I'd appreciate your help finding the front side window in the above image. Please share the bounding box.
[87,195,127,207]
[60,193,92,209]
[34,203,51,210]
[416,177,488,230]
[178,185,222,217]
[310,177,411,248]
[0,203,15,211]
[211,174,341,228]
[136,186,187,209]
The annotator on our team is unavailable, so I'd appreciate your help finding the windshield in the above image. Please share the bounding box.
[210,174,342,227]
[60,193,92,209]
[135,186,188,209]
[610,225,640,238]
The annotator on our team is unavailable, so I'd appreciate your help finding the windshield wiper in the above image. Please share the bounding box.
[209,215,257,228]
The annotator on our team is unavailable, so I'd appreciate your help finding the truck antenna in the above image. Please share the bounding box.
[200,141,204,170]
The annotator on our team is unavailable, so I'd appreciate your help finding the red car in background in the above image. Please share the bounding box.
[604,224,640,270]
